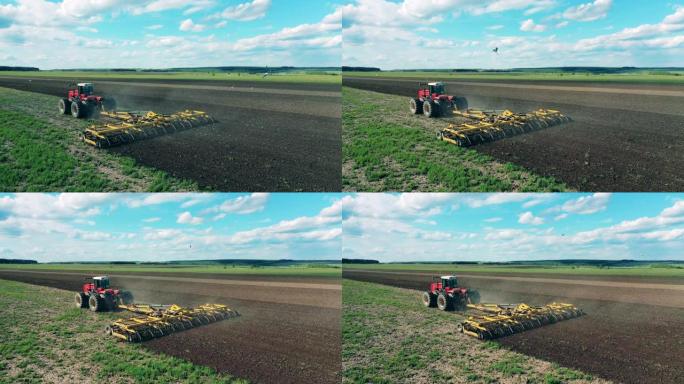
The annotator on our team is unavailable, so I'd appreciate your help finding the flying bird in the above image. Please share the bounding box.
[493,47,499,54]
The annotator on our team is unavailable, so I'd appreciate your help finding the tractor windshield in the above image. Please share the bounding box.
[430,84,445,95]
[80,85,93,95]
[96,278,109,289]
[442,278,457,288]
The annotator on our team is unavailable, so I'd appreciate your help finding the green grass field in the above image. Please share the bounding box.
[0,87,199,192]
[343,263,684,278]
[342,279,599,384]
[0,71,341,84]
[343,71,684,84]
[0,263,342,278]
[0,278,247,384]
[342,86,568,192]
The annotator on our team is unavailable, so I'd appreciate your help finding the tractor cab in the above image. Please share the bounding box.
[428,82,446,96]
[441,275,458,289]
[77,83,94,96]
[93,276,110,289]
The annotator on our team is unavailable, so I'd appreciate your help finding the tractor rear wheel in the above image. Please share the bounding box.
[75,292,88,308]
[467,290,481,304]
[422,291,436,307]
[104,294,116,310]
[437,293,451,311]
[119,291,134,305]
[59,99,70,115]
[453,96,468,111]
[71,101,86,118]
[102,98,117,112]
[423,101,439,118]
[410,98,423,114]
[89,295,103,312]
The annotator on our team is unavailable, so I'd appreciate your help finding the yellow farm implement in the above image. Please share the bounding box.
[82,110,217,148]
[437,109,572,147]
[457,302,584,340]
[106,303,239,342]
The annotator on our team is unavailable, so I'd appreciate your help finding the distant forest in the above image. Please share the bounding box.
[0,66,39,71]
[0,258,38,264]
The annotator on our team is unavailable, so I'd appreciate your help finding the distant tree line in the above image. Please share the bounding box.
[342,258,379,264]
[0,258,38,264]
[342,66,381,72]
[0,66,39,71]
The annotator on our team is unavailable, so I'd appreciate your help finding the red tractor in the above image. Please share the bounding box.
[422,275,480,311]
[75,276,134,312]
[58,82,117,119]
[410,82,468,118]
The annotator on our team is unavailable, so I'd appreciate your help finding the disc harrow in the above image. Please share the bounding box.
[456,302,584,340]
[437,109,571,147]
[106,303,239,342]
[82,110,217,148]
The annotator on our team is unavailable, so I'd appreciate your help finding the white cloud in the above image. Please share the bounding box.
[563,0,612,22]
[179,18,206,32]
[177,211,203,225]
[518,211,545,225]
[484,217,502,223]
[217,0,270,21]
[143,217,161,223]
[205,193,269,216]
[145,24,163,30]
[561,193,611,215]
[521,18,546,32]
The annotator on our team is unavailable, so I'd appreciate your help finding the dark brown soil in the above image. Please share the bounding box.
[0,76,341,192]
[343,269,684,384]
[0,270,341,384]
[343,76,684,192]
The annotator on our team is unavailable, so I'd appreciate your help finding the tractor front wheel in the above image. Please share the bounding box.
[437,293,451,311]
[59,99,70,115]
[75,292,88,308]
[422,291,437,308]
[89,295,103,312]
[410,98,423,114]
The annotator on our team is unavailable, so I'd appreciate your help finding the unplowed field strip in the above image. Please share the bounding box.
[343,269,684,384]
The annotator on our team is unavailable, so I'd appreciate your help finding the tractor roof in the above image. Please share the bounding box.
[441,275,456,279]
[428,82,444,86]
[93,276,109,280]
[77,83,93,86]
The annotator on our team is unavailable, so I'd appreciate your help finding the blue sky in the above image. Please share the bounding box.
[0,0,341,69]
[341,193,684,262]
[342,0,684,69]
[0,193,341,262]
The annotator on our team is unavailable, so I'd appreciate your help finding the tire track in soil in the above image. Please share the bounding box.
[343,269,684,384]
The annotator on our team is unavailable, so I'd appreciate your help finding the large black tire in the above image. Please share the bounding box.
[424,100,440,118]
[59,99,70,115]
[119,291,134,305]
[422,291,437,307]
[71,101,86,118]
[104,294,116,310]
[75,292,88,308]
[468,290,481,304]
[89,295,103,312]
[101,98,117,112]
[437,293,452,311]
[453,96,468,111]
[410,98,423,114]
